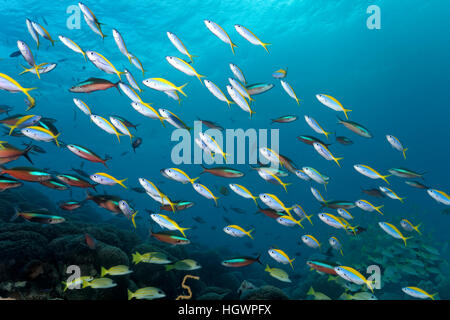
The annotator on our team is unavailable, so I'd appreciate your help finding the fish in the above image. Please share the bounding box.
[228,77,253,101]
[110,116,134,141]
[316,94,352,119]
[150,229,190,245]
[204,79,233,107]
[256,167,291,192]
[297,135,331,147]
[313,142,343,167]
[229,183,258,205]
[19,62,57,76]
[378,222,412,246]
[329,237,344,256]
[335,135,353,145]
[160,201,194,212]
[268,248,295,269]
[100,265,133,277]
[79,2,102,25]
[226,84,255,117]
[256,206,284,219]
[71,168,91,179]
[0,143,33,164]
[354,164,391,184]
[90,172,127,189]
[386,135,408,159]
[112,29,132,62]
[86,51,124,79]
[21,126,60,146]
[272,68,287,79]
[9,50,21,57]
[280,80,299,104]
[307,287,331,300]
[234,24,270,53]
[10,209,65,224]
[245,83,275,96]
[355,199,384,215]
[82,278,117,289]
[192,182,219,206]
[264,265,291,283]
[131,186,145,193]
[90,115,122,141]
[204,20,237,54]
[294,169,310,181]
[304,116,331,139]
[85,233,96,249]
[361,187,386,198]
[301,235,321,249]
[379,186,406,202]
[167,31,196,63]
[161,168,198,184]
[131,102,165,125]
[405,181,428,189]
[69,78,119,93]
[276,215,304,228]
[128,287,166,300]
[400,219,422,235]
[321,200,356,210]
[259,193,293,217]
[197,119,224,131]
[340,292,377,300]
[67,144,111,167]
[128,53,145,75]
[132,252,172,265]
[150,214,190,237]
[230,63,246,84]
[142,78,187,96]
[40,178,69,190]
[26,19,40,48]
[58,35,86,60]
[388,167,425,179]
[57,174,96,190]
[224,225,254,239]
[271,115,297,123]
[402,287,437,300]
[199,133,229,160]
[85,191,121,213]
[337,208,353,220]
[30,20,56,45]
[292,204,313,225]
[306,260,338,275]
[123,69,142,92]
[0,73,36,109]
[0,176,22,191]
[159,108,190,130]
[59,200,83,211]
[303,167,329,190]
[0,166,51,182]
[118,200,139,228]
[334,266,374,292]
[221,255,261,267]
[166,56,205,83]
[337,117,372,138]
[427,189,450,205]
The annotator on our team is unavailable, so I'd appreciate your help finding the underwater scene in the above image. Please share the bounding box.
[0,0,449,302]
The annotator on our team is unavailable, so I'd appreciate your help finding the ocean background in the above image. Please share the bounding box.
[0,0,449,300]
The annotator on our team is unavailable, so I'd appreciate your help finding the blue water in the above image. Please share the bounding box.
[0,0,449,299]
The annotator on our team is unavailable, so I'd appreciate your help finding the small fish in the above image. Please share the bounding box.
[85,233,97,249]
[338,117,372,138]
[355,199,384,215]
[90,172,127,189]
[112,29,132,62]
[307,287,331,300]
[313,142,343,167]
[268,248,295,269]
[100,265,133,277]
[193,182,219,206]
[9,50,21,57]
[118,200,138,228]
[204,79,233,107]
[304,116,331,139]
[386,135,408,159]
[132,137,142,153]
[167,31,196,63]
[405,180,428,189]
[221,255,261,267]
[142,78,187,96]
[166,56,205,83]
[259,193,293,217]
[224,225,254,239]
[226,84,254,117]
[354,164,391,184]
[132,252,172,265]
[150,213,190,237]
[230,63,246,83]
[378,222,412,246]
[427,189,450,205]
[400,219,422,235]
[307,260,338,275]
[128,287,165,300]
[246,83,274,96]
[334,266,374,292]
[11,209,65,224]
[71,168,90,179]
[69,78,119,93]
[301,235,321,249]
[159,108,190,130]
[204,20,237,54]
[161,168,198,184]
[361,187,386,198]
[150,229,190,245]
[59,200,83,211]
[58,35,86,60]
[0,166,51,182]
[329,236,344,256]
[229,183,258,205]
[379,186,406,202]
[197,119,224,131]
[90,115,122,141]
[201,165,243,178]
[335,135,353,145]
[86,51,124,80]
[389,167,424,179]
[340,292,377,300]
[234,24,270,53]
[30,21,56,45]
[0,176,22,191]
[297,135,331,147]
[402,287,437,300]
[316,94,351,119]
[264,265,291,283]
[0,73,36,108]
[67,144,111,167]
[281,80,299,104]
[272,68,287,79]
[82,278,116,289]
[271,115,297,124]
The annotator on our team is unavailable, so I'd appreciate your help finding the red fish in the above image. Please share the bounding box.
[69,78,120,93]
[0,166,51,182]
[85,233,96,250]
[0,143,33,164]
[306,260,338,275]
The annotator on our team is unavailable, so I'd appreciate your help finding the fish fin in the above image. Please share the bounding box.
[264,264,270,272]
[381,174,392,185]
[165,264,174,271]
[261,42,271,53]
[414,223,422,235]
[177,83,188,97]
[22,144,34,164]
[131,211,138,229]
[118,178,128,189]
[247,229,254,239]
[127,289,134,300]
[307,287,314,296]
[230,42,238,55]
[190,177,199,184]
[306,214,314,225]
[9,207,20,221]
[34,65,41,79]
[403,236,413,247]
[334,157,344,167]
[282,182,292,193]
[100,266,108,277]
[343,109,352,120]
[402,148,408,159]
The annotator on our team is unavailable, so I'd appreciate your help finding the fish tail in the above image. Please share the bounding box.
[334,157,344,167]
[307,287,314,296]
[54,133,61,147]
[82,281,90,289]
[261,42,271,53]
[403,236,413,247]
[34,64,41,79]
[19,64,32,75]
[190,177,199,184]
[365,280,375,293]
[22,144,34,164]
[249,108,256,119]
[213,196,219,207]
[282,182,292,193]
[131,210,138,229]
[376,205,384,215]
[247,229,254,239]
[100,266,108,277]
[264,264,270,272]
[188,53,198,63]
[297,219,304,229]
[289,258,295,270]
[343,109,352,120]
[196,73,206,84]
[118,178,128,189]
[165,264,174,271]
[177,83,188,97]
[226,98,234,108]
[179,227,190,237]
[7,124,17,136]
[9,207,20,222]
[399,196,406,203]
[230,42,238,55]
[414,223,422,235]
[381,174,392,185]
[306,214,314,226]
[430,293,438,300]
[127,289,134,300]
[251,196,259,206]
[117,71,125,80]
[403,148,408,159]
[131,252,141,264]
[340,249,344,256]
